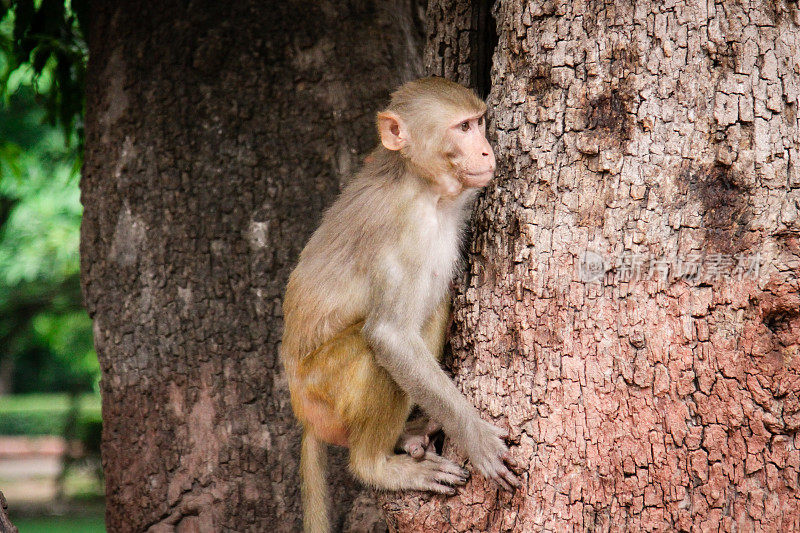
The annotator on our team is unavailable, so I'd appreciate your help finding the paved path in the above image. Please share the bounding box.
[0,436,65,504]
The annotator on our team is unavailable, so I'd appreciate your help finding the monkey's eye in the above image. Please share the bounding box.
[477,116,484,126]
[460,121,470,132]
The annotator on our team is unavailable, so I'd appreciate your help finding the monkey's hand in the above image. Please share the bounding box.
[460,418,520,491]
[395,419,443,459]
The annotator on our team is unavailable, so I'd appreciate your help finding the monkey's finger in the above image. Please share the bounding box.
[421,478,459,496]
[502,451,523,473]
[420,483,457,496]
[409,445,425,459]
[496,426,510,440]
[497,464,520,490]
[434,470,469,487]
[430,458,470,480]
[484,422,508,439]
[492,471,514,492]
[424,452,470,479]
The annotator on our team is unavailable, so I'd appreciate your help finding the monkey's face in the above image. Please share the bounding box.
[376,79,495,195]
[443,111,496,189]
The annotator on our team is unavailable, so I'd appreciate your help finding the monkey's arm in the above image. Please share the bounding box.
[364,318,471,421]
[363,315,519,490]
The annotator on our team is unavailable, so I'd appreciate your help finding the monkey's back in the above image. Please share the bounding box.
[280,147,472,377]
[281,152,409,366]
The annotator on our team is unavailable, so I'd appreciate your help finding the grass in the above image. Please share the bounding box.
[0,393,100,413]
[12,515,105,533]
[1,394,105,531]
[0,393,101,436]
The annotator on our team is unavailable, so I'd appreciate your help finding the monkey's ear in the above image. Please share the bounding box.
[377,112,408,151]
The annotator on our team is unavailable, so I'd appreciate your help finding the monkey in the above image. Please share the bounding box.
[280,77,519,533]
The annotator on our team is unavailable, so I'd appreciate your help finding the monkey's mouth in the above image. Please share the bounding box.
[462,170,494,187]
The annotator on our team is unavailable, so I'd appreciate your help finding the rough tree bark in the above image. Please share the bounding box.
[0,491,17,533]
[80,1,423,531]
[384,0,800,531]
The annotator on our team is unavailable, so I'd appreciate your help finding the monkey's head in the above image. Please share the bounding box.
[376,77,496,195]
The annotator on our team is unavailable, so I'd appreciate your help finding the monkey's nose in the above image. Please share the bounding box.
[482,152,489,156]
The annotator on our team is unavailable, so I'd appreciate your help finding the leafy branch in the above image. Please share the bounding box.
[0,0,87,145]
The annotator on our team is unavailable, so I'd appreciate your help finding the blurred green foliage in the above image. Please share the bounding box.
[0,1,94,394]
[0,0,87,142]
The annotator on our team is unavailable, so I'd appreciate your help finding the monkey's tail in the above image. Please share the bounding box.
[301,430,330,533]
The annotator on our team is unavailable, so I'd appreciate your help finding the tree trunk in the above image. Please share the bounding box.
[384,0,800,530]
[80,2,422,531]
[0,491,17,533]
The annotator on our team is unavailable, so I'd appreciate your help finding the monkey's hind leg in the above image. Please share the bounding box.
[343,346,469,495]
[349,421,469,495]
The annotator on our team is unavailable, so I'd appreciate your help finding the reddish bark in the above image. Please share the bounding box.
[383,0,800,530]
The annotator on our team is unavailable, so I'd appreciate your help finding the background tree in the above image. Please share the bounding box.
[0,490,18,533]
[80,1,424,531]
[383,0,800,530]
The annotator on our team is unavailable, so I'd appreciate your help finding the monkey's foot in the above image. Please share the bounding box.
[410,452,470,495]
[396,419,443,459]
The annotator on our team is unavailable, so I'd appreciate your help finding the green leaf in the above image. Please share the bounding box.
[2,0,86,145]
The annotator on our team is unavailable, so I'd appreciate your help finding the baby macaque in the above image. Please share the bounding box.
[281,77,518,533]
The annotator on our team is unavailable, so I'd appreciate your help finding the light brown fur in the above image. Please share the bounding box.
[281,77,517,533]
